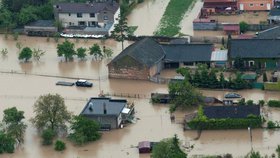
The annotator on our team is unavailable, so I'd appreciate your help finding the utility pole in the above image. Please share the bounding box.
[248,126,253,151]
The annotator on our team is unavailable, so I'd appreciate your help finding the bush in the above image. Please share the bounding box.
[267,121,276,129]
[263,72,268,82]
[246,100,254,106]
[42,129,55,145]
[239,21,249,33]
[54,140,66,151]
[268,100,280,107]
[258,100,265,106]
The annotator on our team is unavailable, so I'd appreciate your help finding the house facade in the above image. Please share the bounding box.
[202,0,238,14]
[237,0,273,11]
[54,1,120,35]
[268,9,280,24]
[80,97,130,130]
[229,39,280,69]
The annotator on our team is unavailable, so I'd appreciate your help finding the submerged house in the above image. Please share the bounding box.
[256,26,280,39]
[229,39,280,69]
[24,20,58,36]
[108,38,214,80]
[108,38,165,80]
[80,97,134,130]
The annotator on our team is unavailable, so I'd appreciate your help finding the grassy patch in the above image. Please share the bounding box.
[264,82,280,91]
[154,0,196,37]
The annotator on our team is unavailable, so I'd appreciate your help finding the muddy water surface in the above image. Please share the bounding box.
[127,0,170,36]
[1,36,280,157]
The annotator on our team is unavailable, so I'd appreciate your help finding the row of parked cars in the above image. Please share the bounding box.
[56,79,93,87]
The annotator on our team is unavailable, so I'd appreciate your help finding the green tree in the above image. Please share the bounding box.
[219,72,227,89]
[76,47,87,60]
[246,100,254,106]
[89,43,103,60]
[238,98,246,106]
[227,34,232,49]
[41,128,55,145]
[18,5,38,25]
[276,145,280,158]
[169,79,203,110]
[258,100,265,106]
[233,56,245,70]
[245,151,262,158]
[1,48,8,56]
[263,72,268,82]
[152,135,187,158]
[240,21,249,33]
[31,94,72,132]
[103,46,114,58]
[13,32,19,40]
[176,67,192,82]
[57,40,76,62]
[32,48,45,61]
[0,131,16,153]
[54,140,66,151]
[208,69,219,88]
[68,116,101,145]
[18,47,32,62]
[3,107,27,144]
[0,8,15,32]
[193,69,201,86]
[111,14,129,51]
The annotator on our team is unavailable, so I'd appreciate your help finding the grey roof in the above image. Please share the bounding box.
[203,105,260,119]
[169,38,189,44]
[256,26,280,39]
[162,44,213,62]
[109,38,165,67]
[269,8,280,16]
[230,39,280,58]
[81,98,126,116]
[55,2,119,13]
[25,20,55,27]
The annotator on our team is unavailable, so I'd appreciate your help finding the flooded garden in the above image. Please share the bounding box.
[1,33,280,157]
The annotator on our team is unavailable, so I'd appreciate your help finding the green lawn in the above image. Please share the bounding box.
[154,0,196,37]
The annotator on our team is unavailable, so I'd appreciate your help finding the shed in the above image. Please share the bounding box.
[24,20,58,36]
[138,141,151,153]
[223,24,240,35]
[211,49,228,67]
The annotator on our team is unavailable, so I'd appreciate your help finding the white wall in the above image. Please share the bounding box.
[58,13,99,27]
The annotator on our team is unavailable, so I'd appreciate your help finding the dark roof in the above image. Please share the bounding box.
[203,105,260,119]
[204,97,223,104]
[162,44,213,62]
[80,97,126,116]
[230,39,280,58]
[55,2,119,13]
[269,8,280,16]
[25,20,55,27]
[109,38,165,67]
[256,26,280,39]
[169,38,189,44]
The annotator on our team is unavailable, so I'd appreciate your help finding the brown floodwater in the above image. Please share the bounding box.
[1,35,280,157]
[127,0,170,36]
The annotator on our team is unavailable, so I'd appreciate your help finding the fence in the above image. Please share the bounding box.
[191,36,223,44]
[0,68,108,81]
[104,92,150,99]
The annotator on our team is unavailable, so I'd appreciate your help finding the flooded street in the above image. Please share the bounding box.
[127,0,170,36]
[1,35,280,157]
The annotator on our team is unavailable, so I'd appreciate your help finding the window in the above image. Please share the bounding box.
[78,21,86,26]
[248,60,255,67]
[104,12,107,14]
[77,13,82,18]
[104,16,108,20]
[69,22,72,26]
[183,62,194,66]
[260,3,264,7]
[68,13,71,16]
[249,4,254,7]
[90,13,95,17]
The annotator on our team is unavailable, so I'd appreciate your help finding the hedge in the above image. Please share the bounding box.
[264,82,280,91]
[187,117,262,130]
[268,100,280,107]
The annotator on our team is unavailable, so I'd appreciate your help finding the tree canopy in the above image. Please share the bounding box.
[57,40,76,62]
[3,107,27,144]
[18,47,32,62]
[168,79,203,110]
[89,43,103,60]
[31,94,72,132]
[152,135,187,158]
[111,14,130,51]
[68,116,101,145]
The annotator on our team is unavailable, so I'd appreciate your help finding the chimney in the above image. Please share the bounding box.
[103,102,107,114]
[89,102,93,112]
